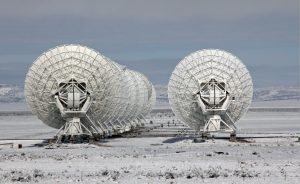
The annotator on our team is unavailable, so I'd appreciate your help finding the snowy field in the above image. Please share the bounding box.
[0,110,300,183]
[0,137,300,184]
[0,111,299,140]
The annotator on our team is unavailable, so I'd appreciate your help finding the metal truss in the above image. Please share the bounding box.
[25,44,156,140]
[168,49,253,134]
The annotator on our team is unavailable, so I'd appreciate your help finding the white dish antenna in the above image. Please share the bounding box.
[24,44,155,142]
[168,49,253,136]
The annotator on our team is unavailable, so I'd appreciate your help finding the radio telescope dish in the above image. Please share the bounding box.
[24,44,155,142]
[168,49,253,136]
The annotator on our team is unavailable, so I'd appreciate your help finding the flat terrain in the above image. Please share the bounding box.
[0,137,300,184]
[0,110,300,183]
[0,111,299,139]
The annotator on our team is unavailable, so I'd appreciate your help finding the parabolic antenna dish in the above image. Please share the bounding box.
[25,44,155,141]
[168,49,253,135]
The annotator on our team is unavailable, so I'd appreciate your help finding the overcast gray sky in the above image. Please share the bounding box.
[0,0,298,87]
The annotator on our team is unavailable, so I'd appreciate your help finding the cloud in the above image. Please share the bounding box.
[0,0,298,87]
[0,0,298,21]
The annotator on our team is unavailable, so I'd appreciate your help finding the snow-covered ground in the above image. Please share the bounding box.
[0,111,299,140]
[0,136,300,184]
[0,84,299,183]
[0,115,56,140]
[0,103,29,111]
[0,111,299,183]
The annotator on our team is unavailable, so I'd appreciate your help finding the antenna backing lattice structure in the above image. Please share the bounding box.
[168,49,252,137]
[25,45,155,142]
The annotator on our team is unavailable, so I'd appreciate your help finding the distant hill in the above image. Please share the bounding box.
[253,86,300,101]
[0,84,24,103]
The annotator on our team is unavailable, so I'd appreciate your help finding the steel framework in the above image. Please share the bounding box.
[168,49,253,135]
[25,45,155,141]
